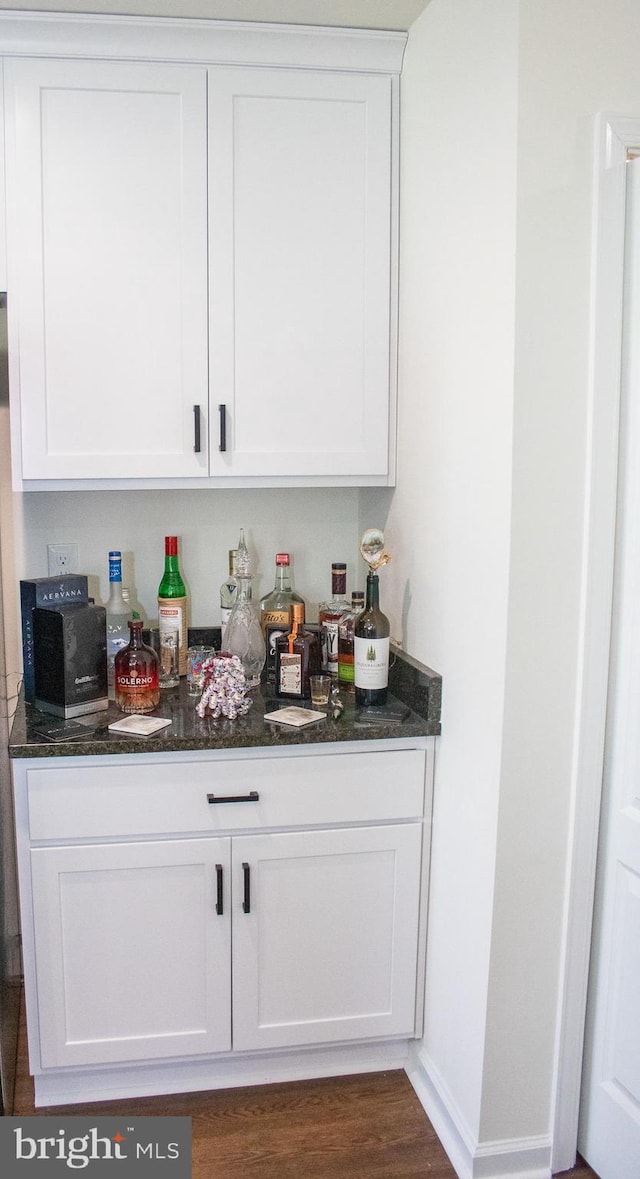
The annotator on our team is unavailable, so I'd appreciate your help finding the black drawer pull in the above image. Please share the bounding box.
[193,404,201,453]
[215,863,223,915]
[207,791,259,805]
[218,403,227,452]
[242,862,251,914]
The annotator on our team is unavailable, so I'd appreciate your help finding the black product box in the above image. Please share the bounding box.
[33,602,108,718]
[20,575,89,702]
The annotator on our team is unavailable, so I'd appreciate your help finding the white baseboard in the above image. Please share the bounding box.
[406,1046,552,1179]
[33,1039,410,1108]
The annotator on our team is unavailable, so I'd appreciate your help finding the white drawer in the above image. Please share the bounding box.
[26,749,426,841]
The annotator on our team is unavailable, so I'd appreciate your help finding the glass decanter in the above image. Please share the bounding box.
[221,548,266,689]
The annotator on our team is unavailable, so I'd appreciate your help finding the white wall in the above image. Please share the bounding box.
[366,0,640,1174]
[483,0,640,1150]
[18,486,361,633]
[365,0,519,1147]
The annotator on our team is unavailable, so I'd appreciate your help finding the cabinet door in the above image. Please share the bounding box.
[30,838,231,1068]
[232,823,421,1051]
[4,58,208,480]
[209,67,393,480]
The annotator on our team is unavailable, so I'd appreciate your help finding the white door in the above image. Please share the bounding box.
[231,823,422,1051]
[4,58,209,480]
[579,157,640,1179]
[208,67,393,480]
[30,838,232,1068]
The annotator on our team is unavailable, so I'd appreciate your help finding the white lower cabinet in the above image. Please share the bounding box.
[31,823,421,1069]
[12,744,431,1104]
[231,823,422,1051]
[31,837,232,1068]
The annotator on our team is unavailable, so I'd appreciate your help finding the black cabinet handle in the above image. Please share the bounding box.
[242,862,251,914]
[193,404,201,453]
[215,863,223,915]
[207,791,259,805]
[218,403,227,452]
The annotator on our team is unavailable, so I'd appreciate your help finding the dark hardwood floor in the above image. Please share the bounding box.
[11,990,599,1179]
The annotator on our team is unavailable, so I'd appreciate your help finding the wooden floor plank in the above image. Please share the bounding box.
[11,989,600,1179]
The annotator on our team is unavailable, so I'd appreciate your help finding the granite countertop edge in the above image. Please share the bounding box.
[9,642,441,759]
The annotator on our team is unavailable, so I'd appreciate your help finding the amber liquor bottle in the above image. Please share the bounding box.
[275,602,321,700]
[337,589,365,692]
[318,562,349,677]
[114,619,160,713]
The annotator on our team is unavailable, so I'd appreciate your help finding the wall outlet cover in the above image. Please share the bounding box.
[47,543,79,576]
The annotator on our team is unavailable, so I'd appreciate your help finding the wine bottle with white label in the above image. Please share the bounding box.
[354,572,390,707]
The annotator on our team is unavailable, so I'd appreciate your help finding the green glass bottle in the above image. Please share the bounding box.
[354,572,390,707]
[157,535,188,679]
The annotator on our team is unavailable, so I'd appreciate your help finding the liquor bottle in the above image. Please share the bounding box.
[157,536,188,678]
[220,549,239,629]
[260,553,305,679]
[354,572,390,706]
[274,602,321,700]
[114,619,160,713]
[318,562,350,677]
[337,589,365,692]
[219,529,249,629]
[105,550,131,698]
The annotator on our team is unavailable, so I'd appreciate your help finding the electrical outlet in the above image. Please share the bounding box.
[47,543,79,576]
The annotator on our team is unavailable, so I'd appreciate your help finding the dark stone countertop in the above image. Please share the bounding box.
[8,644,441,759]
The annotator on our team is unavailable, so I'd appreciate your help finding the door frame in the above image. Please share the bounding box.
[551,113,640,1173]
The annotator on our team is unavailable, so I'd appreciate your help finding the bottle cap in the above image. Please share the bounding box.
[275,553,290,565]
[291,602,304,623]
[165,536,178,555]
[331,562,347,571]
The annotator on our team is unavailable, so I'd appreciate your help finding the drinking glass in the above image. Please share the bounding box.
[310,674,331,706]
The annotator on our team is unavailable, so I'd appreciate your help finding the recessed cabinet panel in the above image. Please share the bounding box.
[4,58,209,479]
[232,823,421,1050]
[209,68,392,478]
[30,838,231,1068]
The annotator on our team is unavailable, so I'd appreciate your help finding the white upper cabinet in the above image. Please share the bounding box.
[1,17,403,488]
[4,58,209,481]
[208,67,392,480]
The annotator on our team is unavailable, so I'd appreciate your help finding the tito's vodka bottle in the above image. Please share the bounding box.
[354,572,390,706]
[157,536,188,677]
[260,553,305,680]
